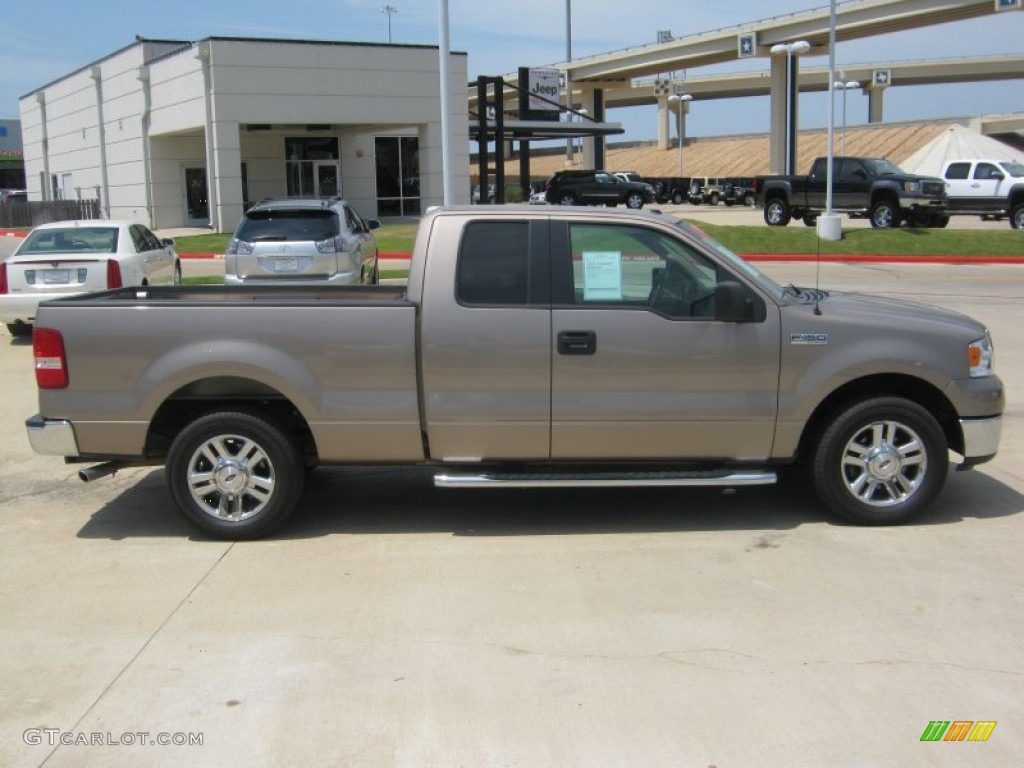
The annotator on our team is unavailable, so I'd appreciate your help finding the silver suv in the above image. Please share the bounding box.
[225,197,380,285]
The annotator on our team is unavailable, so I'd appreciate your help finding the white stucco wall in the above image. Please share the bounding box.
[20,37,470,231]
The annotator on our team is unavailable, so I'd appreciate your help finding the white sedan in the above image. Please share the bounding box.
[1,220,181,337]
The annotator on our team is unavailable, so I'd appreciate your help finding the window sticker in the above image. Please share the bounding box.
[582,251,623,301]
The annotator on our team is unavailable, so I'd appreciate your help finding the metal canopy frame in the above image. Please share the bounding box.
[471,75,624,203]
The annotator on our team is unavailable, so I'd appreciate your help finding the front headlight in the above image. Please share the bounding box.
[903,180,923,194]
[968,334,994,378]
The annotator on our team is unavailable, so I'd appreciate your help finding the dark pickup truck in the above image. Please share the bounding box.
[756,157,948,229]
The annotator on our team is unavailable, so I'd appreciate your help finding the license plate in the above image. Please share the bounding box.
[272,258,298,272]
[43,269,71,285]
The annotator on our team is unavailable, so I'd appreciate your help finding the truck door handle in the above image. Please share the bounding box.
[557,331,597,355]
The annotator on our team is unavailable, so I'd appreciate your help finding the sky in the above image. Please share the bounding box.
[3,0,1023,144]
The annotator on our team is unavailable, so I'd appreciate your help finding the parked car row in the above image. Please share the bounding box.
[2,196,383,337]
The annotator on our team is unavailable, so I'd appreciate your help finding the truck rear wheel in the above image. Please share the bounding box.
[869,199,901,229]
[764,198,791,226]
[811,397,948,525]
[672,191,685,204]
[166,410,305,539]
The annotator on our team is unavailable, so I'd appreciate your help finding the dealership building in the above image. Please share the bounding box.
[17,37,470,231]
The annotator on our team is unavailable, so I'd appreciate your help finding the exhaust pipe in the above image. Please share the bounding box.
[78,461,127,482]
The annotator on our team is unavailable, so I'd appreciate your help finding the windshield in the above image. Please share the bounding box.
[235,209,340,242]
[672,218,787,303]
[19,227,119,254]
[861,158,904,176]
[999,161,1024,178]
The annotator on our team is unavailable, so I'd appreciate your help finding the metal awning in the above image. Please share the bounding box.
[471,119,625,140]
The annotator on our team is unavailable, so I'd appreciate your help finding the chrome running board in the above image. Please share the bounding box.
[434,469,777,489]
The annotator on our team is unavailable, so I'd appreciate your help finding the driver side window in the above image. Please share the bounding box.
[568,223,720,319]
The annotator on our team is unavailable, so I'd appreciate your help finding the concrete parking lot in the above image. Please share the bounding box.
[1,240,1023,765]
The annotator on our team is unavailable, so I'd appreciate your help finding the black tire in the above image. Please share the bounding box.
[708,192,720,206]
[625,192,645,210]
[6,323,32,338]
[763,197,791,226]
[166,410,305,539]
[360,263,380,285]
[724,199,735,207]
[869,199,901,229]
[811,397,948,525]
[929,214,950,229]
[1011,203,1024,230]
[558,192,577,206]
[802,213,818,227]
[743,193,755,207]
[672,191,685,205]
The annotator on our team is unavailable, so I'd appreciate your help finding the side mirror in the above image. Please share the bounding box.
[714,281,748,323]
[989,172,1005,181]
[161,238,175,247]
[367,219,381,231]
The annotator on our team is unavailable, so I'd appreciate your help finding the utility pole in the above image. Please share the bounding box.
[381,5,397,44]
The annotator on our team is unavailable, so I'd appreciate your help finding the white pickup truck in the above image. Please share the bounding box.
[25,206,1003,539]
[939,158,1024,228]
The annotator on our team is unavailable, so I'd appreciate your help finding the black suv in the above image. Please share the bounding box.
[544,170,653,209]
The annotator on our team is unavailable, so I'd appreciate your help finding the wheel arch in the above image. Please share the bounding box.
[145,376,317,462]
[796,373,963,463]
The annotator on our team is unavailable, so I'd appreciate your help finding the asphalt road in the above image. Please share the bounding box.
[1,260,1022,766]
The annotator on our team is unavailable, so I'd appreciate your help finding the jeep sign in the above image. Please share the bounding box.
[527,68,561,111]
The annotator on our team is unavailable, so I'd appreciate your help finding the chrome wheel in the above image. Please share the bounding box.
[186,434,276,521]
[812,397,947,525]
[764,199,791,226]
[839,420,927,508]
[167,410,305,538]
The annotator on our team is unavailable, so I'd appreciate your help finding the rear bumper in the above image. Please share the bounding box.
[25,414,80,457]
[1,293,78,324]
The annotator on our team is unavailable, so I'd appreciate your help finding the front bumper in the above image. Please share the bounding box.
[25,414,80,457]
[958,415,1001,468]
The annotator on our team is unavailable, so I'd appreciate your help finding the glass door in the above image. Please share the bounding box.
[313,161,341,197]
[184,166,209,225]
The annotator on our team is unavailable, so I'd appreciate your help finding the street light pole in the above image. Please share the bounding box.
[834,80,860,154]
[565,0,573,164]
[769,40,811,175]
[381,5,397,44]
[667,92,693,176]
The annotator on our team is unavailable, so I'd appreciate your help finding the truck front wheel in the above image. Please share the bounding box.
[625,192,645,210]
[869,199,901,229]
[166,410,305,539]
[764,198,791,226]
[1011,203,1024,230]
[811,397,948,525]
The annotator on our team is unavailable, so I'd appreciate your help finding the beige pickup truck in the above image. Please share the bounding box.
[26,206,1003,538]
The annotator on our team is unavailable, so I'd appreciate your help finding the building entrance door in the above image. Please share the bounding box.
[184,166,208,225]
[313,161,341,197]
